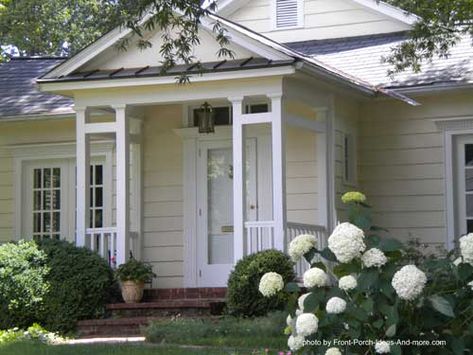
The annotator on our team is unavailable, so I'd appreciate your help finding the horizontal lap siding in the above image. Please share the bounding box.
[0,119,75,243]
[142,105,184,288]
[359,93,473,245]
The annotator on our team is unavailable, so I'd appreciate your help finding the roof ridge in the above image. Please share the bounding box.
[10,56,68,60]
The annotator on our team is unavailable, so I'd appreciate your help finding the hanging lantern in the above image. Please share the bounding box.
[197,102,215,134]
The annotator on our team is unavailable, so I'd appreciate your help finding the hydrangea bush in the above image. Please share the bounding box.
[259,192,473,354]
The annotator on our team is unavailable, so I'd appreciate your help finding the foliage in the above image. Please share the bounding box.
[145,312,287,349]
[36,239,116,334]
[264,191,473,354]
[383,0,473,74]
[0,241,49,330]
[227,249,295,317]
[0,0,117,57]
[115,257,156,283]
[0,324,63,345]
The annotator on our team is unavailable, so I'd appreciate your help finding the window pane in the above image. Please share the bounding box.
[95,209,103,228]
[468,220,473,234]
[33,213,41,233]
[43,213,51,232]
[89,187,94,207]
[52,168,61,187]
[95,165,103,185]
[95,187,103,207]
[52,190,60,209]
[249,104,269,113]
[43,169,51,188]
[466,145,473,166]
[34,169,42,188]
[467,195,473,218]
[34,191,41,210]
[466,170,473,191]
[43,190,51,210]
[90,165,94,185]
[52,212,60,232]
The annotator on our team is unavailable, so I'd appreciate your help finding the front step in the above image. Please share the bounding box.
[77,288,227,338]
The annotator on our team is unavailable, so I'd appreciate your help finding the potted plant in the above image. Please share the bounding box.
[116,257,156,303]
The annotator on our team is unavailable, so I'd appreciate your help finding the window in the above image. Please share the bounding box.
[274,0,303,29]
[32,167,62,240]
[245,103,269,114]
[343,133,356,184]
[89,164,104,228]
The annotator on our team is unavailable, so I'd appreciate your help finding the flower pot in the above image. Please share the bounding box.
[120,280,145,303]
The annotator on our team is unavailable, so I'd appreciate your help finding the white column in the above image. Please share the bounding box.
[230,97,245,262]
[115,105,130,265]
[75,107,90,247]
[270,94,287,251]
[315,110,329,248]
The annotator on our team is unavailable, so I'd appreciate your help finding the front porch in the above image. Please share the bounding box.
[74,76,335,287]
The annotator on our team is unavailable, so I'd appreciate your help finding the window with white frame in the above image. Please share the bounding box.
[89,164,104,228]
[343,133,357,185]
[274,0,303,29]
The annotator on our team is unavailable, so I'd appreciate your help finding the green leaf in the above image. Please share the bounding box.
[385,324,396,337]
[378,238,404,252]
[361,298,374,314]
[457,263,473,281]
[311,261,326,271]
[429,295,455,318]
[285,282,300,293]
[303,291,323,312]
[319,248,337,262]
[357,269,379,291]
[372,319,384,329]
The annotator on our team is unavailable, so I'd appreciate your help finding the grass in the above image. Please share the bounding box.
[0,342,266,355]
[144,311,288,350]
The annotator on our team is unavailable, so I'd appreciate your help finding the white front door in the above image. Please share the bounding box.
[197,139,257,286]
[455,135,473,236]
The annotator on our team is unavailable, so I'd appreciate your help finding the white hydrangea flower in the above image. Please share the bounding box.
[298,292,312,311]
[375,340,391,354]
[361,248,388,268]
[303,267,329,288]
[288,334,305,351]
[391,265,427,301]
[338,275,357,291]
[295,309,303,316]
[453,257,462,266]
[326,348,342,355]
[326,297,347,314]
[289,234,317,262]
[286,314,294,327]
[296,313,319,336]
[328,222,366,263]
[258,272,284,297]
[468,280,473,291]
[460,234,473,264]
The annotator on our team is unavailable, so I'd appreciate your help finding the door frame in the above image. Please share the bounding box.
[176,125,271,287]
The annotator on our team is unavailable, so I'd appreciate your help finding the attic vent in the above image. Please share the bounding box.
[275,0,302,29]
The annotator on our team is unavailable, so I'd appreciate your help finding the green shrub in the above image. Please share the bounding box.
[226,249,295,317]
[36,239,116,333]
[0,324,63,345]
[116,257,156,282]
[0,241,49,329]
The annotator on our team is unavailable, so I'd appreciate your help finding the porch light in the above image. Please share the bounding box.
[197,102,215,134]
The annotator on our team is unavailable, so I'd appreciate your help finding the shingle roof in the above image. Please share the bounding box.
[286,32,473,89]
[0,57,74,119]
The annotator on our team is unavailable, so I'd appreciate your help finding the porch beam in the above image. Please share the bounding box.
[75,106,90,247]
[239,112,272,125]
[270,94,287,252]
[84,122,117,134]
[115,104,130,265]
[230,96,245,262]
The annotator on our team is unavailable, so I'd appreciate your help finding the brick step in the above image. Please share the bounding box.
[107,298,226,318]
[77,317,161,338]
[143,287,227,301]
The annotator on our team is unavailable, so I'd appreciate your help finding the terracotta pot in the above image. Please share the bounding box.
[120,280,145,303]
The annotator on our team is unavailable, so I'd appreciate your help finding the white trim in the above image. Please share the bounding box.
[39,66,295,92]
[350,0,418,25]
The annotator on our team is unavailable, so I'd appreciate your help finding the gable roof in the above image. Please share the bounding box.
[0,58,73,120]
[287,32,473,91]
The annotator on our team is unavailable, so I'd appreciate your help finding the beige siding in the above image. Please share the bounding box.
[142,105,184,288]
[228,0,411,43]
[358,92,473,245]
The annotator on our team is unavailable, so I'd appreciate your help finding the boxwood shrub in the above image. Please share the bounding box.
[36,239,116,333]
[0,241,49,330]
[226,249,295,317]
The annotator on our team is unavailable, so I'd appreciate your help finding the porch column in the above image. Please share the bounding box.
[115,105,130,265]
[270,94,287,251]
[230,96,245,262]
[75,106,90,247]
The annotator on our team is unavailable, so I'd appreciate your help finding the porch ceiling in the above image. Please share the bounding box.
[38,57,296,84]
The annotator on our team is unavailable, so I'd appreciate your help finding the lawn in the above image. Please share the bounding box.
[0,342,263,355]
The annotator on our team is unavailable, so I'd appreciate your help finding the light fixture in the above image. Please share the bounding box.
[197,102,215,134]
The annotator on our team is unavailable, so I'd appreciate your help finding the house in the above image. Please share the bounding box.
[0,0,471,289]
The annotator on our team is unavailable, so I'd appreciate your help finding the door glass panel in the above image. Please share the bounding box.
[89,163,104,228]
[466,145,473,166]
[468,220,473,233]
[467,195,473,217]
[207,148,234,264]
[466,169,473,191]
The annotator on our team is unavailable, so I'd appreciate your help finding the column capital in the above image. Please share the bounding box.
[228,96,244,104]
[73,105,88,113]
[267,92,283,100]
[113,104,127,111]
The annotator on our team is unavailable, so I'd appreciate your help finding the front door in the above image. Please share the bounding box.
[197,139,257,286]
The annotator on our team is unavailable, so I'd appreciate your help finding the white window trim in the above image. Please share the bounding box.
[9,141,114,242]
[435,116,473,250]
[270,0,304,31]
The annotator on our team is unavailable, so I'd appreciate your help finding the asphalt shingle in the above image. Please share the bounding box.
[0,57,73,119]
